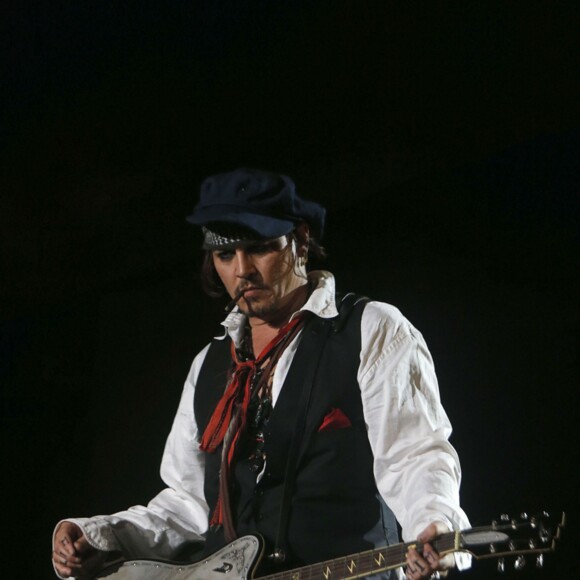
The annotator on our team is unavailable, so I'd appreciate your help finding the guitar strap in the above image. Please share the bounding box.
[270,292,369,563]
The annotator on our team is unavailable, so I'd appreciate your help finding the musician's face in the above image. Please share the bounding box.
[212,235,307,320]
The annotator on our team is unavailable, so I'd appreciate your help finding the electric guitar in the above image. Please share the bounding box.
[95,512,564,579]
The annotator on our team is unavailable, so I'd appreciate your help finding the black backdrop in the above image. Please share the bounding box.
[1,2,577,578]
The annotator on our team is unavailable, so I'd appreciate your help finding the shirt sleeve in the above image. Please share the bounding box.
[359,302,471,546]
[53,344,212,568]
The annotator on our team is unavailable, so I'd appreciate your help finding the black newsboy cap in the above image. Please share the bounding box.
[186,168,326,241]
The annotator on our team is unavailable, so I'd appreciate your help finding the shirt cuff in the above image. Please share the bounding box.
[53,517,121,552]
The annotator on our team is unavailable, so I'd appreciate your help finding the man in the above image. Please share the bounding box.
[52,168,470,579]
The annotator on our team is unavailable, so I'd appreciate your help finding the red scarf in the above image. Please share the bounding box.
[199,314,307,534]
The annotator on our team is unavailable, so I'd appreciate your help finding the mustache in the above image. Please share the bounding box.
[235,282,267,294]
[224,284,268,314]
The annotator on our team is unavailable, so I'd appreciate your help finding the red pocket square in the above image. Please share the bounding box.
[318,407,352,432]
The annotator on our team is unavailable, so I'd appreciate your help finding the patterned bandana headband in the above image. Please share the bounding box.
[201,225,264,250]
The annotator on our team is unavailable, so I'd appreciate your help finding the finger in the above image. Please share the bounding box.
[417,521,449,543]
[406,547,435,579]
[438,553,455,571]
[406,561,427,580]
[53,551,82,568]
[53,556,83,578]
[58,534,77,557]
[417,523,440,543]
[53,561,73,578]
[73,534,95,555]
[411,559,428,578]
[55,522,84,556]
[422,543,440,568]
[421,543,454,572]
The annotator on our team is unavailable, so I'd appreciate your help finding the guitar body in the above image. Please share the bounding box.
[96,535,264,580]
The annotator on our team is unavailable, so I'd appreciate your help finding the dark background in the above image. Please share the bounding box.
[1,2,577,578]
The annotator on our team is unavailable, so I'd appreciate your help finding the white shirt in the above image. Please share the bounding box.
[56,271,470,573]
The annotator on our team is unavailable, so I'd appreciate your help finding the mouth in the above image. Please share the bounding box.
[225,286,266,314]
[239,286,266,299]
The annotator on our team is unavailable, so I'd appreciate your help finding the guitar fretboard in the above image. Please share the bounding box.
[261,533,457,580]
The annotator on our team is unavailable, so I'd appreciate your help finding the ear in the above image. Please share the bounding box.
[295,222,310,256]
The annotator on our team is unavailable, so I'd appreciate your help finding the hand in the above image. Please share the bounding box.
[52,521,102,578]
[405,522,454,580]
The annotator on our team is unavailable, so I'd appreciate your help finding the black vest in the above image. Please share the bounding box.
[194,297,399,576]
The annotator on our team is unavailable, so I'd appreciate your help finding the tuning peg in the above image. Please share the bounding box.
[500,514,510,522]
[514,556,526,570]
[520,512,528,520]
[536,554,544,568]
[497,558,505,572]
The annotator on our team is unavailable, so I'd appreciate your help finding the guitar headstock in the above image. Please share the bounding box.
[459,511,565,571]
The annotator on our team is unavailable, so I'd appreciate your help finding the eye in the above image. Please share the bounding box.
[247,243,271,255]
[247,239,286,255]
[215,250,234,261]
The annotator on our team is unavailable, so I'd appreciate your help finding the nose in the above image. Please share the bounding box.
[234,249,255,279]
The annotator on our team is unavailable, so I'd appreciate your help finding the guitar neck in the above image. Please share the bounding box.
[260,533,457,580]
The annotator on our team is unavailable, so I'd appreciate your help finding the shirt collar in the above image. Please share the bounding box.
[216,270,339,343]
